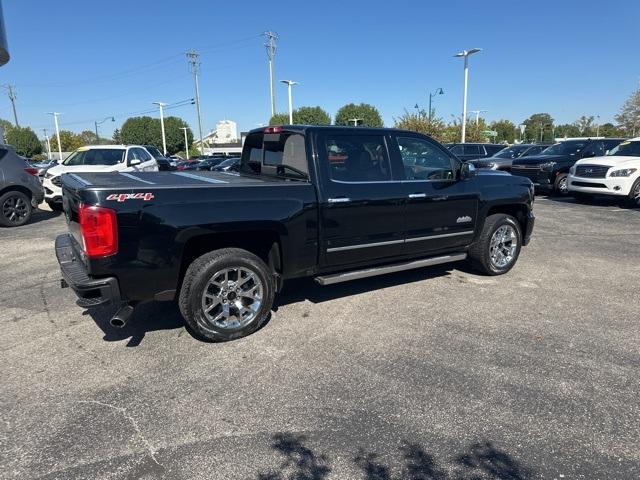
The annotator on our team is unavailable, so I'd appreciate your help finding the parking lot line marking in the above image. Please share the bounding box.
[119,172,155,185]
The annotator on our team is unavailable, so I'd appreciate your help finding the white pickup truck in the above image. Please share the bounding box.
[568,137,640,207]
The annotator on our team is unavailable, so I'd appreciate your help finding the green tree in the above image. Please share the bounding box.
[598,122,625,138]
[522,113,554,143]
[269,113,290,125]
[554,123,581,139]
[5,126,42,157]
[393,109,446,141]
[112,128,122,144]
[615,89,640,136]
[79,130,98,145]
[293,106,331,125]
[162,116,193,154]
[50,130,84,152]
[575,115,595,136]
[120,116,158,146]
[489,119,516,143]
[335,103,383,127]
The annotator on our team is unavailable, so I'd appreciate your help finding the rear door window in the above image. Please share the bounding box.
[241,131,308,177]
[324,134,391,183]
[463,145,482,156]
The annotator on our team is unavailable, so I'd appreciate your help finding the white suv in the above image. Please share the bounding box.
[568,137,640,207]
[43,145,158,210]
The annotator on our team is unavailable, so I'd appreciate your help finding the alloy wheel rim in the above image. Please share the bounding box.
[200,267,263,330]
[558,177,568,194]
[2,196,28,224]
[634,183,640,206]
[489,225,518,269]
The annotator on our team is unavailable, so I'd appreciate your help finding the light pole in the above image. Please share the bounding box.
[454,48,481,143]
[47,112,62,161]
[596,115,601,137]
[348,118,363,126]
[180,127,189,159]
[280,80,298,124]
[469,110,487,125]
[414,104,420,117]
[153,102,167,155]
[428,88,444,122]
[94,116,114,144]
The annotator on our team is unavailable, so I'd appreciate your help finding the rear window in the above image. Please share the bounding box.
[63,148,125,166]
[241,131,308,177]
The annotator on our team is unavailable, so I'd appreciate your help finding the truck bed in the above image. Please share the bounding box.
[64,170,292,190]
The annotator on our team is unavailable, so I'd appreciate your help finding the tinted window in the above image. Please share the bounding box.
[397,136,454,181]
[240,131,308,177]
[449,145,464,155]
[494,145,529,159]
[607,140,640,157]
[522,145,546,156]
[463,145,482,156]
[541,141,587,156]
[63,149,125,166]
[145,146,164,159]
[582,141,605,158]
[325,135,391,182]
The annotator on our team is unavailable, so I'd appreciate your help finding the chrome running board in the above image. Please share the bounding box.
[314,253,467,286]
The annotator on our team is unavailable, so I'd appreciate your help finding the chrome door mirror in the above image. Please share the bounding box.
[460,162,476,180]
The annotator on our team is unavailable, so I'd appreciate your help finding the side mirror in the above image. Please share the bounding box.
[460,162,476,180]
[129,158,141,166]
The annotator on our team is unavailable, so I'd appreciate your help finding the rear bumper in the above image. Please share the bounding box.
[55,234,121,307]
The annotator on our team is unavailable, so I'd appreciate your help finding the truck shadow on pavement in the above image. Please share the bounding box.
[256,432,533,479]
[541,194,639,211]
[274,264,460,309]
[84,301,184,347]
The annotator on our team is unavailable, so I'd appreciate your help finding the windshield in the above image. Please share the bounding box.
[63,148,125,166]
[606,140,640,157]
[493,145,529,159]
[540,141,587,156]
[145,146,164,159]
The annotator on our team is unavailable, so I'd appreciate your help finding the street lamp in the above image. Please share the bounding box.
[454,48,482,143]
[153,102,167,155]
[469,110,487,125]
[596,115,601,137]
[348,118,363,126]
[428,88,444,122]
[180,127,189,159]
[94,116,114,144]
[47,112,62,161]
[280,80,298,124]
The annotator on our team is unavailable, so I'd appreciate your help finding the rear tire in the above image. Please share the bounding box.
[0,191,32,227]
[468,214,522,276]
[179,248,275,342]
[554,173,569,196]
[625,179,640,208]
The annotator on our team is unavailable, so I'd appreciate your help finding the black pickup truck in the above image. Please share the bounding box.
[56,126,535,341]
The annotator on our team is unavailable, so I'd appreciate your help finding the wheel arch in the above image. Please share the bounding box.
[0,184,33,200]
[485,203,529,237]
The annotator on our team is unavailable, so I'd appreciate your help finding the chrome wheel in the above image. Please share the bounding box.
[200,267,263,330]
[489,225,518,269]
[633,182,640,206]
[2,195,28,224]
[557,176,569,194]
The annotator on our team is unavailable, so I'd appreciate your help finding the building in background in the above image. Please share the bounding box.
[195,120,240,154]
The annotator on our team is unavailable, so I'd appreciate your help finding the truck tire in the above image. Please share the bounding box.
[0,190,32,227]
[179,248,275,342]
[626,179,640,208]
[468,213,522,276]
[554,173,569,196]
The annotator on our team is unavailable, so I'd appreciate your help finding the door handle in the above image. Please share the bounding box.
[408,193,426,199]
[431,195,449,201]
[327,197,351,203]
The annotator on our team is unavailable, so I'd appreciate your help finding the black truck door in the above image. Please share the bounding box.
[317,131,406,268]
[392,134,479,254]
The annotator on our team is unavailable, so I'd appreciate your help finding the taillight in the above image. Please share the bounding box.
[24,167,38,175]
[78,203,118,258]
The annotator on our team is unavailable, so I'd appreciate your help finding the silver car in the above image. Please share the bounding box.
[0,146,44,227]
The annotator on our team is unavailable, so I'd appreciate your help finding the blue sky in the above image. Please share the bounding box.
[1,0,638,139]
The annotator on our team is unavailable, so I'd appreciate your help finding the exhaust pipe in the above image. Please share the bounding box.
[110,304,134,328]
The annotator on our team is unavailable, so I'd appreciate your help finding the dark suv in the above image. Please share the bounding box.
[447,143,504,161]
[470,144,549,172]
[0,146,44,227]
[511,138,624,195]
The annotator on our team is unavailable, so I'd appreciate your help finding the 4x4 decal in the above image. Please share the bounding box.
[106,193,155,202]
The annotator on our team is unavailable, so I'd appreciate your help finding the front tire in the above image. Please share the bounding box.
[554,173,569,196]
[468,214,522,275]
[0,191,32,227]
[626,179,640,208]
[179,248,275,342]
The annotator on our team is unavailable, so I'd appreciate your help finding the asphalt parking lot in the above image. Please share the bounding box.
[1,197,639,479]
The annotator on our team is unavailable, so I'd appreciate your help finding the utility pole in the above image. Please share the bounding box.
[264,31,278,118]
[186,50,204,155]
[47,112,62,161]
[4,84,19,127]
[43,128,51,160]
[180,127,189,159]
[153,102,167,155]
